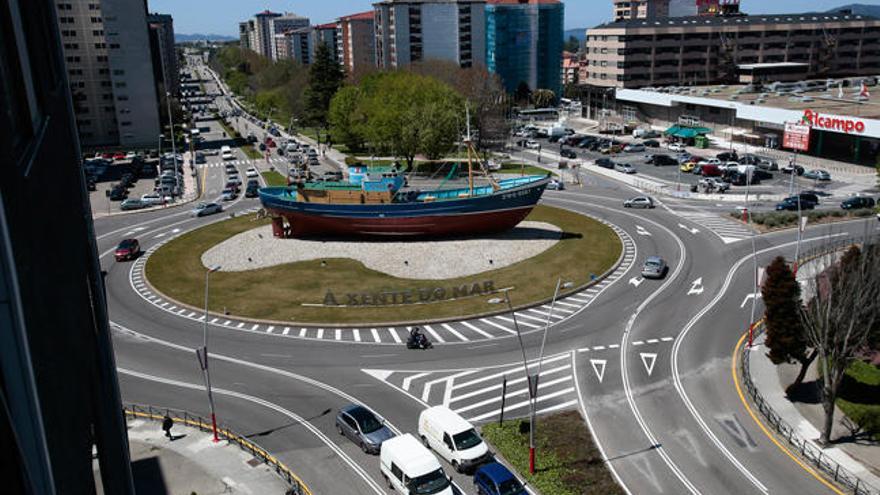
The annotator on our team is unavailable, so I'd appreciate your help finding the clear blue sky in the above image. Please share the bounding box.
[149,0,879,35]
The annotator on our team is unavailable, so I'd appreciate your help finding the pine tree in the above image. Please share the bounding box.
[762,256,815,388]
[303,43,346,130]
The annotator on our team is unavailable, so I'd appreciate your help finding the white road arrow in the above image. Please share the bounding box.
[635,225,652,236]
[640,352,657,376]
[590,359,607,383]
[678,223,700,235]
[629,277,644,288]
[687,277,704,296]
[740,292,762,308]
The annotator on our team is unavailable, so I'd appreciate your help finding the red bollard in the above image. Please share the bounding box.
[529,447,535,474]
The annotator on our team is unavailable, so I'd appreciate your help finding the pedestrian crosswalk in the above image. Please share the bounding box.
[199,157,289,168]
[363,352,580,423]
[671,209,756,244]
[126,221,637,345]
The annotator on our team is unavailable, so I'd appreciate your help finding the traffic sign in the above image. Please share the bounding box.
[783,122,811,151]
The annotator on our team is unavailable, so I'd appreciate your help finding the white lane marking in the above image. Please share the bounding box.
[640,353,657,376]
[629,277,644,287]
[480,318,517,335]
[636,225,652,236]
[402,372,430,392]
[454,375,572,414]
[283,327,290,335]
[299,328,306,337]
[678,223,700,235]
[591,359,607,383]
[453,362,571,392]
[461,321,493,339]
[465,387,576,422]
[116,368,386,494]
[371,328,381,343]
[251,324,259,331]
[535,399,579,416]
[740,292,762,308]
[335,329,341,340]
[266,326,275,333]
[441,323,469,342]
[387,327,402,344]
[317,329,324,339]
[527,308,564,320]
[555,301,581,309]
[449,367,571,405]
[688,277,704,296]
[660,337,673,342]
[236,322,245,329]
[423,325,445,343]
[353,329,361,342]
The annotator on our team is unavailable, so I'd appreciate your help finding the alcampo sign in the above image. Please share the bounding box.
[319,280,498,307]
[803,109,866,134]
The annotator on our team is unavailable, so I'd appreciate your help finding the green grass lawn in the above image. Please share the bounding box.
[481,411,626,495]
[242,145,263,160]
[144,205,621,325]
[261,170,286,187]
[838,360,880,441]
[498,162,556,177]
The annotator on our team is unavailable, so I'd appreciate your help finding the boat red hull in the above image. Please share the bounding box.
[267,206,536,237]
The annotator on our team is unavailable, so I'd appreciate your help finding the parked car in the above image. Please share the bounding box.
[559,149,577,159]
[643,139,660,148]
[623,196,655,209]
[112,152,126,161]
[191,202,223,217]
[641,256,668,279]
[726,170,760,186]
[245,184,260,198]
[841,196,875,210]
[803,169,831,181]
[667,142,686,152]
[194,151,206,164]
[227,175,242,186]
[473,463,527,495]
[680,161,696,173]
[781,164,805,175]
[109,187,128,201]
[595,158,614,169]
[699,164,722,177]
[120,199,147,211]
[141,193,166,206]
[600,143,623,154]
[220,188,237,201]
[650,154,678,166]
[615,162,636,174]
[699,177,731,192]
[114,238,140,261]
[245,166,259,178]
[524,140,540,150]
[776,197,816,211]
[546,178,565,190]
[716,151,738,162]
[624,143,646,153]
[335,404,395,454]
[798,192,820,206]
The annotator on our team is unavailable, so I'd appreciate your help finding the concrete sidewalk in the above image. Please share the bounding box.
[96,416,292,494]
[747,251,880,490]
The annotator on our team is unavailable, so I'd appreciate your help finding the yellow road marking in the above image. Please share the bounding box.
[731,331,845,495]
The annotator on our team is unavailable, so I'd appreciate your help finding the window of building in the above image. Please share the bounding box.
[117,95,128,101]
[92,30,103,36]
[120,121,132,127]
[96,55,107,62]
[63,43,79,49]
[57,3,72,10]
[88,3,100,9]
[59,16,74,23]
[114,81,126,88]
[90,17,102,23]
[94,42,105,49]
[109,43,119,49]
[65,55,80,62]
[61,29,76,37]
[112,69,124,75]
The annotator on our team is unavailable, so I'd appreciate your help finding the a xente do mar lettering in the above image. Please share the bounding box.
[321,281,497,307]
[803,109,866,134]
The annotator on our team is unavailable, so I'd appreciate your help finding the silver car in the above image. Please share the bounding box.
[335,404,395,454]
[615,163,637,174]
[641,256,668,279]
[623,196,655,209]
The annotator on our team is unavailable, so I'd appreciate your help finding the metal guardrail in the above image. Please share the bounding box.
[739,236,880,495]
[124,403,312,495]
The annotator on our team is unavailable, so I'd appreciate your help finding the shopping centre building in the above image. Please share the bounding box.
[610,83,880,166]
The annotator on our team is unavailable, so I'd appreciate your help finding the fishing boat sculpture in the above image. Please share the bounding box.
[260,123,550,238]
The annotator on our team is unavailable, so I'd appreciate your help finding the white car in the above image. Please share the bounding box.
[227,175,242,185]
[668,143,686,152]
[525,140,541,150]
[125,151,137,160]
[245,167,259,178]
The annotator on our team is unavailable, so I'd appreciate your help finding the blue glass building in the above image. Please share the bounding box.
[486,0,564,98]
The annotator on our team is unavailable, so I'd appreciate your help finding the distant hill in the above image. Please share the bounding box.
[828,3,880,17]
[175,33,237,43]
[565,28,586,41]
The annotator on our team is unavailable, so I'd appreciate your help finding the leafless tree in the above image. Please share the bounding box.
[798,245,880,446]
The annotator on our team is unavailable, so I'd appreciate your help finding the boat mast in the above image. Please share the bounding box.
[465,104,474,196]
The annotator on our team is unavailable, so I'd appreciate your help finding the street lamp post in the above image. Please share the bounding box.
[198,265,221,442]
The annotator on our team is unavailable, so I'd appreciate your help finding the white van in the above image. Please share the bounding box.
[220,145,234,161]
[380,434,454,495]
[418,406,491,473]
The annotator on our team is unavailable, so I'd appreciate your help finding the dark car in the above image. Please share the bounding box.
[594,157,614,169]
[643,139,660,148]
[560,148,577,159]
[776,197,816,211]
[114,238,140,261]
[245,185,259,198]
[716,151,738,162]
[726,171,760,186]
[473,463,526,495]
[841,196,875,210]
[651,154,678,166]
[335,404,395,454]
[109,187,128,201]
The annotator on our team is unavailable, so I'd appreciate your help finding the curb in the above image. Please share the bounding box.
[138,211,630,330]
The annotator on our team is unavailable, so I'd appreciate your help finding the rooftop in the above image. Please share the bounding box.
[314,22,339,29]
[338,10,375,21]
[595,11,879,29]
[632,79,880,120]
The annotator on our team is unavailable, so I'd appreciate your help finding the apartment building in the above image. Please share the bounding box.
[252,10,281,57]
[485,0,564,96]
[275,27,313,64]
[374,0,486,69]
[148,13,178,95]
[239,21,253,50]
[613,0,669,21]
[338,11,376,75]
[268,13,311,60]
[583,12,880,89]
[55,0,160,148]
[312,22,340,63]
[562,51,580,85]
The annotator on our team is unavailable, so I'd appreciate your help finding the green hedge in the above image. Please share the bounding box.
[730,209,874,229]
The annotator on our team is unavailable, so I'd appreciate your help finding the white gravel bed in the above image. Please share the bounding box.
[201,221,561,280]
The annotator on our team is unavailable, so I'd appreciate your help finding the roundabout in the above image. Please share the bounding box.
[140,205,625,330]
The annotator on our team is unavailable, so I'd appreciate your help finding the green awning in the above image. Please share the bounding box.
[669,126,712,139]
[665,125,681,135]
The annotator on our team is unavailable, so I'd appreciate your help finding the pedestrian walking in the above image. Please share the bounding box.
[162,415,174,440]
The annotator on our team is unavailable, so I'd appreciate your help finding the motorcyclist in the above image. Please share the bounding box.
[409,327,429,349]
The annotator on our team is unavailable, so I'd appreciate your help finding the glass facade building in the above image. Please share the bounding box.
[486,0,564,97]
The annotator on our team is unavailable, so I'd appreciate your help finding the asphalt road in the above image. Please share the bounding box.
[95,57,880,495]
